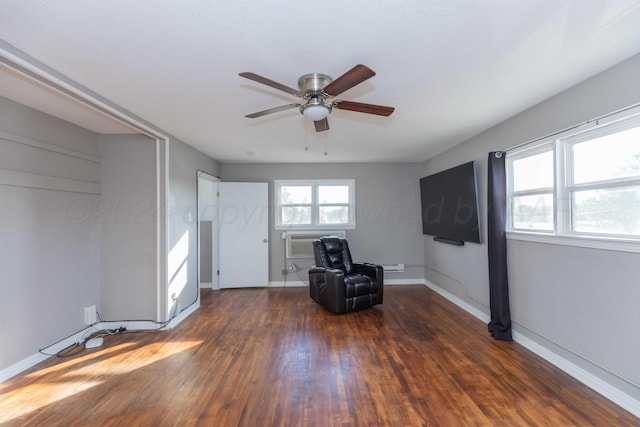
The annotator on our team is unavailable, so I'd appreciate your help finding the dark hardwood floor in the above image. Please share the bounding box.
[1,285,638,426]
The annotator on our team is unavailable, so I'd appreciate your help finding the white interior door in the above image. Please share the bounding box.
[219,182,269,288]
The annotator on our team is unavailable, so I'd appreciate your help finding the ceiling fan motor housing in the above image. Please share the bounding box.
[298,73,334,118]
[298,73,333,98]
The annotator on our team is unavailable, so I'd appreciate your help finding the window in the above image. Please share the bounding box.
[508,145,555,231]
[565,124,640,236]
[507,109,640,247]
[275,180,355,229]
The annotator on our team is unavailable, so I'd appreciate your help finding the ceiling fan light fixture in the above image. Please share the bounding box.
[301,98,332,121]
[240,65,394,132]
[302,104,331,120]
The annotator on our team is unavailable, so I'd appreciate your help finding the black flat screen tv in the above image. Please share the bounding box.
[419,161,481,245]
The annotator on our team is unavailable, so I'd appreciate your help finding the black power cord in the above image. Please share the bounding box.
[38,297,194,358]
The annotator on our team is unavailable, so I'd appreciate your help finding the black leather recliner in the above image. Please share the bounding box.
[309,237,383,314]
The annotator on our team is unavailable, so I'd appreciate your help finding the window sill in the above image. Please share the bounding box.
[507,231,640,254]
[275,224,356,231]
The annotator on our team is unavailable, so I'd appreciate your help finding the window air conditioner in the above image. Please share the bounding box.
[286,230,345,258]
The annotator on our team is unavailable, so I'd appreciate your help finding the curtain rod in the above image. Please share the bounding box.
[502,101,640,153]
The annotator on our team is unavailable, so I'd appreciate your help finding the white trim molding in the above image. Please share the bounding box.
[507,231,640,254]
[424,281,640,419]
[0,130,101,163]
[512,331,640,418]
[0,303,198,384]
[0,168,100,194]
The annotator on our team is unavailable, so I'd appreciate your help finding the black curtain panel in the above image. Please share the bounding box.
[487,152,513,341]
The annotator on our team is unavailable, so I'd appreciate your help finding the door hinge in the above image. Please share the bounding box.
[217,269,220,276]
[216,191,220,197]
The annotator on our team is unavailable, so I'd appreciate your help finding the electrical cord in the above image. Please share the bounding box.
[37,324,102,357]
[38,324,132,358]
[283,261,312,286]
[419,264,489,309]
[37,296,192,358]
[293,263,311,286]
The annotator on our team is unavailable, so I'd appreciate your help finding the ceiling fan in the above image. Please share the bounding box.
[239,64,395,132]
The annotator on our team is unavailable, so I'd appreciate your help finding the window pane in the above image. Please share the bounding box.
[573,127,640,184]
[319,206,349,224]
[281,186,311,204]
[573,186,640,235]
[318,185,349,204]
[281,206,311,225]
[513,151,553,191]
[512,194,554,230]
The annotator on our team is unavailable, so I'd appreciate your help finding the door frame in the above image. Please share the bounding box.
[197,171,220,290]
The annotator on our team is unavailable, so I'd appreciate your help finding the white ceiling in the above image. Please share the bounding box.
[1,0,640,163]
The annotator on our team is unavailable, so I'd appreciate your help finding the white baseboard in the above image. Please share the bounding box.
[384,278,428,286]
[424,280,490,322]
[0,327,90,383]
[268,278,426,287]
[5,284,639,418]
[0,299,201,383]
[269,280,308,287]
[423,281,640,419]
[166,299,200,329]
[513,331,640,418]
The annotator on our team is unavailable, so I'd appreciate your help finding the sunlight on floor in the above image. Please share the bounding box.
[0,340,203,424]
[25,343,136,379]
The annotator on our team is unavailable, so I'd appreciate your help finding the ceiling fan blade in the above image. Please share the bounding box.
[239,72,302,96]
[322,64,376,96]
[314,118,329,132]
[244,103,300,118]
[333,100,395,116]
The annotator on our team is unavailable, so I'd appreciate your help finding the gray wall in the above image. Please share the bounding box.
[100,128,220,322]
[99,134,158,321]
[0,95,221,375]
[169,139,220,310]
[423,53,640,400]
[99,135,221,321]
[0,97,101,371]
[221,163,425,283]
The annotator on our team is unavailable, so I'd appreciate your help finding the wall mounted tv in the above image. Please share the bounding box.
[419,161,481,245]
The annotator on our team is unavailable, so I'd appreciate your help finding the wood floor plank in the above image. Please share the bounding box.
[1,286,638,426]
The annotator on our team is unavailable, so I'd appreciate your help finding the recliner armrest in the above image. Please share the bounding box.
[309,266,345,280]
[352,262,383,280]
[308,267,346,314]
[309,267,327,275]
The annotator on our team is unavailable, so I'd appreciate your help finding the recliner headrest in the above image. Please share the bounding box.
[321,237,343,254]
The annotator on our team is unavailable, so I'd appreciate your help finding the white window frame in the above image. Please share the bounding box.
[275,179,356,230]
[506,106,640,254]
[506,141,556,233]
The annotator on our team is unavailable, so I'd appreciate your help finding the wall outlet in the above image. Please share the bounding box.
[84,305,97,325]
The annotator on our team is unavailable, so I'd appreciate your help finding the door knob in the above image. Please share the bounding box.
[263,239,268,243]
